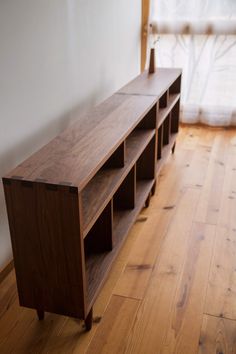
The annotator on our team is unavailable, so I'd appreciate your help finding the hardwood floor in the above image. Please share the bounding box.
[1,125,236,354]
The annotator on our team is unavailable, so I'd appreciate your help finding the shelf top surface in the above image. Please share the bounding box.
[4,93,157,190]
[118,68,182,97]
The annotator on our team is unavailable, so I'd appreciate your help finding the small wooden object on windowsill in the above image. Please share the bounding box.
[149,48,155,74]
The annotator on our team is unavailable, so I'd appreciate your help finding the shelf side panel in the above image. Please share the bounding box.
[2,178,86,318]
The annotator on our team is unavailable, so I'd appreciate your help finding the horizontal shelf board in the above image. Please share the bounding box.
[156,133,177,175]
[81,129,156,237]
[158,94,180,128]
[5,94,157,190]
[118,68,182,98]
[85,178,154,308]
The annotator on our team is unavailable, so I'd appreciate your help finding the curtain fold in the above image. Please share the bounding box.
[150,0,236,126]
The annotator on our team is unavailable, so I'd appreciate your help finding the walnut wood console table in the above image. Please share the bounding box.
[2,68,181,330]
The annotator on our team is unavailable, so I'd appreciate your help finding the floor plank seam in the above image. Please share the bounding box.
[111,293,142,302]
[204,312,236,322]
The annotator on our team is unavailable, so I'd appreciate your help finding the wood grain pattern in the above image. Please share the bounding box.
[3,179,86,318]
[86,295,140,354]
[118,68,182,98]
[113,206,174,300]
[204,226,236,319]
[194,132,228,224]
[218,151,236,230]
[124,188,200,354]
[5,94,157,190]
[161,223,216,354]
[198,315,236,354]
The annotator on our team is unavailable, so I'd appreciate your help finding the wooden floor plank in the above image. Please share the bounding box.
[204,226,236,320]
[198,314,236,354]
[194,132,228,225]
[218,152,236,230]
[180,126,201,150]
[113,209,172,299]
[124,188,200,354]
[86,295,140,354]
[226,128,236,155]
[161,223,216,354]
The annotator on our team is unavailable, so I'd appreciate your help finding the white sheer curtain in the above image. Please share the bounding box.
[150,0,236,126]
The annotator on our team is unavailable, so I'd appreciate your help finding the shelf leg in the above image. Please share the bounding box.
[151,181,156,196]
[172,142,176,154]
[37,310,44,321]
[85,308,93,331]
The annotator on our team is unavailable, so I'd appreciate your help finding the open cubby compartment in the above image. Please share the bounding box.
[81,140,126,237]
[171,98,180,134]
[102,140,126,168]
[136,134,156,182]
[84,200,113,303]
[163,113,171,146]
[84,201,113,255]
[81,128,156,237]
[135,102,158,129]
[113,166,136,243]
[135,135,156,209]
[159,90,169,109]
[113,166,136,211]
[169,75,181,95]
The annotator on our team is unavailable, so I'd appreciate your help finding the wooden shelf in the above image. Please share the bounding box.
[85,179,154,308]
[158,94,180,128]
[3,68,181,329]
[81,129,155,237]
[118,68,182,97]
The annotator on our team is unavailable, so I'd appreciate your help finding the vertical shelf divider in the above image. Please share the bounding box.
[136,135,156,180]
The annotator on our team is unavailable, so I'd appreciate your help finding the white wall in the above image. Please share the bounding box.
[0,0,141,269]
